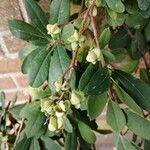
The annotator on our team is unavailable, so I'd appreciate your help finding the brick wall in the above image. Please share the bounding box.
[0,0,50,103]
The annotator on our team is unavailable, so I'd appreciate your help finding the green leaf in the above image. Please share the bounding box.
[29,139,40,150]
[41,136,61,150]
[130,30,146,59]
[109,28,130,49]
[114,70,150,112]
[20,101,40,119]
[21,48,41,74]
[105,0,125,13]
[116,135,136,150]
[106,101,126,132]
[125,12,144,28]
[61,24,75,44]
[24,0,48,33]
[48,45,75,91]
[9,104,25,120]
[140,6,150,18]
[87,92,107,120]
[65,127,77,150]
[19,45,38,62]
[78,120,96,144]
[0,91,5,109]
[29,49,52,87]
[25,110,46,138]
[144,140,150,150]
[15,137,31,150]
[79,136,92,150]
[99,27,111,49]
[137,0,150,11]
[8,20,48,42]
[79,65,110,95]
[140,68,150,84]
[125,110,150,140]
[144,22,150,42]
[64,117,73,133]
[50,0,70,25]
[114,84,142,114]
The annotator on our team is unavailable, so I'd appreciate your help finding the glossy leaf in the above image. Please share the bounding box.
[114,84,142,114]
[99,27,111,49]
[48,45,75,91]
[137,0,150,11]
[116,135,136,150]
[87,92,107,120]
[8,20,48,42]
[78,120,96,144]
[24,0,48,33]
[105,0,125,13]
[79,65,110,95]
[29,139,40,150]
[21,48,41,74]
[65,127,77,150]
[109,29,130,49]
[125,110,150,140]
[144,22,150,42]
[106,101,126,132]
[25,110,46,138]
[114,70,150,112]
[41,136,62,150]
[144,140,150,150]
[9,104,25,120]
[50,0,70,25]
[20,101,40,119]
[29,49,52,87]
[64,117,73,133]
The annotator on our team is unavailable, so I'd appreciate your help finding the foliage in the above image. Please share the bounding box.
[0,0,150,149]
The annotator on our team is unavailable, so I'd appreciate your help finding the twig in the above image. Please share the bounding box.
[14,118,25,147]
[89,5,105,66]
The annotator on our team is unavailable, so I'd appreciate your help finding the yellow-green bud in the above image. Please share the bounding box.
[70,91,84,109]
[48,116,57,132]
[54,105,64,118]
[71,42,78,51]
[46,23,61,37]
[54,77,63,92]
[86,48,101,64]
[92,6,97,17]
[57,117,64,129]
[67,30,79,43]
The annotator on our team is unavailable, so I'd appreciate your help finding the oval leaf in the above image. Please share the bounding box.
[106,101,126,132]
[29,49,51,87]
[114,70,150,112]
[50,0,70,25]
[87,92,107,120]
[125,110,150,140]
[78,120,96,144]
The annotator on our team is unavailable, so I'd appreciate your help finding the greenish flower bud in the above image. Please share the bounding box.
[70,90,85,109]
[71,42,78,51]
[54,105,64,118]
[67,30,79,43]
[46,23,61,38]
[92,6,97,17]
[57,117,64,129]
[96,0,102,7]
[54,77,63,92]
[86,48,101,64]
[107,8,117,20]
[48,116,57,132]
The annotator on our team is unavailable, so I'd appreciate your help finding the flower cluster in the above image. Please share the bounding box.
[41,98,70,131]
[67,30,85,51]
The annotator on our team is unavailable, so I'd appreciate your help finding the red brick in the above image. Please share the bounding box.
[16,75,28,88]
[0,77,16,89]
[5,90,28,103]
[3,34,27,53]
[0,58,21,73]
[0,0,22,31]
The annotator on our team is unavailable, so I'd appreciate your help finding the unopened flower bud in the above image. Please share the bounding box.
[86,48,101,64]
[57,117,64,129]
[46,23,61,37]
[54,105,64,118]
[54,77,63,92]
[70,91,84,109]
[48,116,57,132]
[92,6,97,17]
[67,30,79,43]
